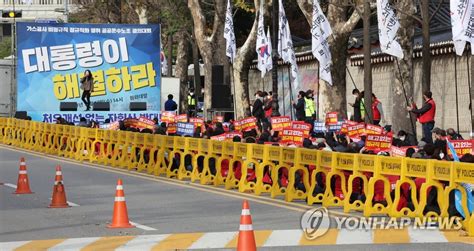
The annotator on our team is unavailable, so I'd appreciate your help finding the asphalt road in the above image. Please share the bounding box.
[1,145,473,250]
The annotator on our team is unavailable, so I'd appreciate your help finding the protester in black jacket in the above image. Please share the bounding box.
[252,91,265,130]
[293,91,306,121]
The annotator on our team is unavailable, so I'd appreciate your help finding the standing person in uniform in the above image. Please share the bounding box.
[408,91,436,144]
[80,70,94,111]
[187,89,197,117]
[304,89,316,126]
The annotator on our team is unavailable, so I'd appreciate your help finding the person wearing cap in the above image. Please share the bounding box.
[187,89,197,117]
[432,128,447,157]
[447,128,463,140]
[304,90,316,125]
[408,91,436,144]
[293,91,306,121]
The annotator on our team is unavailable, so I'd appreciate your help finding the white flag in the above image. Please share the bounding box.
[278,0,299,85]
[256,1,268,78]
[451,0,474,56]
[376,0,404,59]
[160,43,168,75]
[311,0,333,86]
[224,0,237,62]
[266,27,273,72]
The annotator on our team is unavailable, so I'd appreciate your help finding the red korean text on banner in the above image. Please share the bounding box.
[136,116,155,130]
[290,121,311,137]
[161,111,176,124]
[390,146,417,157]
[271,116,291,131]
[347,123,365,141]
[225,132,243,140]
[189,117,205,132]
[240,117,257,132]
[177,114,188,123]
[447,140,474,158]
[210,134,226,141]
[213,116,224,123]
[365,134,393,153]
[167,123,177,134]
[100,121,120,130]
[365,124,383,135]
[233,120,242,131]
[280,129,305,146]
[325,112,338,126]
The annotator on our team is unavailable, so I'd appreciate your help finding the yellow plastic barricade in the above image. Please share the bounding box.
[285,148,313,202]
[343,154,374,212]
[119,131,137,169]
[390,158,430,218]
[40,123,53,153]
[322,152,353,207]
[13,119,26,147]
[182,137,199,181]
[190,139,210,182]
[150,135,167,176]
[163,136,179,178]
[254,145,280,195]
[238,143,260,193]
[225,143,249,190]
[0,117,6,144]
[200,139,222,185]
[97,129,112,165]
[167,136,187,179]
[70,126,82,160]
[270,147,291,199]
[58,125,71,156]
[50,124,64,154]
[111,130,128,168]
[125,132,142,170]
[214,141,235,186]
[364,156,401,217]
[77,127,97,161]
[451,162,474,236]
[135,133,154,172]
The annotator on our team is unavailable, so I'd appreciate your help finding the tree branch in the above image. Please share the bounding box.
[429,0,444,23]
[188,0,209,42]
[393,5,422,24]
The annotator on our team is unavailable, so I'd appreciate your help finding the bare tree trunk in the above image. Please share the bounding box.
[188,0,226,117]
[271,0,280,116]
[297,0,362,117]
[233,0,261,118]
[175,31,189,114]
[192,38,202,99]
[363,0,372,124]
[392,0,416,139]
[421,0,431,93]
[135,6,147,24]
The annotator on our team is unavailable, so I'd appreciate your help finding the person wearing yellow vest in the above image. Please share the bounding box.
[187,89,196,117]
[304,89,316,126]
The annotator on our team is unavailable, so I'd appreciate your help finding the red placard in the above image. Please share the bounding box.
[447,140,474,157]
[234,120,242,131]
[271,116,291,131]
[325,112,338,126]
[240,117,257,132]
[280,129,305,146]
[177,114,188,123]
[225,132,243,140]
[161,111,176,123]
[167,123,177,134]
[210,134,226,141]
[390,146,407,157]
[190,117,204,128]
[347,123,365,141]
[213,116,224,123]
[365,124,383,135]
[290,121,311,137]
[365,134,393,152]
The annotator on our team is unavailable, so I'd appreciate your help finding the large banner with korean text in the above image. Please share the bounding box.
[16,22,161,118]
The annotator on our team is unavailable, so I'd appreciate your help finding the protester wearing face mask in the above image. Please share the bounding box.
[393,130,411,147]
[304,89,316,126]
[187,89,196,117]
[252,91,266,131]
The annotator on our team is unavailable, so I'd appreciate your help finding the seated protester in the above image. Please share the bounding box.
[406,147,416,158]
[460,153,474,163]
[346,142,361,153]
[193,126,202,138]
[333,134,349,152]
[213,122,225,136]
[155,122,167,135]
[447,128,463,140]
[432,128,447,156]
[258,130,272,144]
[393,130,411,147]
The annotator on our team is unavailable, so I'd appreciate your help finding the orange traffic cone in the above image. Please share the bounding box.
[237,200,256,251]
[108,179,134,228]
[49,165,69,208]
[14,157,33,194]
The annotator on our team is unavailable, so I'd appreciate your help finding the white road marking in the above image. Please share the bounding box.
[188,231,237,249]
[3,183,17,189]
[130,221,157,231]
[336,228,373,244]
[116,234,169,250]
[263,229,302,247]
[0,241,29,251]
[408,227,448,243]
[48,237,101,251]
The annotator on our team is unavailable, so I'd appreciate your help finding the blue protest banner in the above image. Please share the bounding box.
[176,122,195,136]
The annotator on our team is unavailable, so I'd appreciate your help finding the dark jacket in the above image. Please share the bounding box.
[164,99,177,111]
[293,98,305,121]
[252,98,265,119]
[353,97,362,122]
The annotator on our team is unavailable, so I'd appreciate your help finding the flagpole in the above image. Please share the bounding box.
[288,65,294,119]
[467,52,473,138]
[282,69,286,116]
[395,58,417,142]
[271,0,280,117]
[230,63,237,119]
[454,55,460,133]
